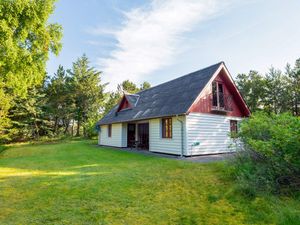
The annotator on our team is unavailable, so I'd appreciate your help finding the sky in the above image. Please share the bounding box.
[47,0,300,91]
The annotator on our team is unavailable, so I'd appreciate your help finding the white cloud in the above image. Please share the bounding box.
[97,0,232,90]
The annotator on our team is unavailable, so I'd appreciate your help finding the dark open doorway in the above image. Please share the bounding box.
[137,123,149,150]
[127,123,136,148]
[127,123,149,150]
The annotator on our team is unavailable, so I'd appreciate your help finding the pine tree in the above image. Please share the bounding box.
[69,55,106,137]
[235,71,266,112]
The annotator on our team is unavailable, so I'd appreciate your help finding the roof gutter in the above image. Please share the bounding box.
[176,115,184,158]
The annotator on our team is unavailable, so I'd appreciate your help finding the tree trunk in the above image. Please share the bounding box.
[64,120,70,134]
[71,120,74,136]
[54,116,58,135]
[34,121,39,140]
[295,97,299,116]
[76,119,80,136]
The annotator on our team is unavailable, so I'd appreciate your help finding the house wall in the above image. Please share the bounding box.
[149,116,187,155]
[186,113,242,155]
[98,123,127,147]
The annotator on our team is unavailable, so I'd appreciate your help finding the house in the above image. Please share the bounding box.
[97,62,250,156]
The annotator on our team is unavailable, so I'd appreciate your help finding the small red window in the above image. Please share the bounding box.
[108,124,112,137]
[230,120,238,137]
[162,118,172,138]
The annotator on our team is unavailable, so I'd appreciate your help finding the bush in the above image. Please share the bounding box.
[83,118,99,138]
[230,112,300,195]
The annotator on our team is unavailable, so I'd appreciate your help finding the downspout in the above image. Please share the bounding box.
[176,115,184,158]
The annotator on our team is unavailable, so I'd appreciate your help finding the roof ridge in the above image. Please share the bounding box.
[137,61,223,94]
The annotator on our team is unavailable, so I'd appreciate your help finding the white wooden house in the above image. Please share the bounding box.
[97,62,250,156]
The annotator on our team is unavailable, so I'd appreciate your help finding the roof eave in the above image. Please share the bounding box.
[98,113,187,125]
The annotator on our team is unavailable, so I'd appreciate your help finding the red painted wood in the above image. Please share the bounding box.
[189,68,250,117]
[117,95,132,112]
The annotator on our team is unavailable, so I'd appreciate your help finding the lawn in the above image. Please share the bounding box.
[0,140,299,225]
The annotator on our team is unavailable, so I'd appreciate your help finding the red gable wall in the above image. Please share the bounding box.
[117,96,132,112]
[189,68,250,117]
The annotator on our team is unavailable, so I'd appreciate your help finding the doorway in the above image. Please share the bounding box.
[127,123,136,148]
[137,123,149,150]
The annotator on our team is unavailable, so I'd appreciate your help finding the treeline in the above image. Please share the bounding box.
[235,58,300,115]
[1,54,150,142]
[0,0,151,143]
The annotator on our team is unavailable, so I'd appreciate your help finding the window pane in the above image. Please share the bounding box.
[230,120,238,137]
[108,124,112,137]
[162,118,172,138]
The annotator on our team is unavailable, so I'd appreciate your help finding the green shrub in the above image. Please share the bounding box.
[0,145,7,154]
[230,112,300,195]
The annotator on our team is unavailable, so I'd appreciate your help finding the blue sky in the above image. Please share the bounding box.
[47,0,300,90]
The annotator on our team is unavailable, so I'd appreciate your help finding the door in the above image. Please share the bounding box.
[127,123,136,147]
[138,123,149,150]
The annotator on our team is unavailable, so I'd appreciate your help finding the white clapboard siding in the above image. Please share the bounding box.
[98,123,127,147]
[186,113,242,155]
[149,116,186,155]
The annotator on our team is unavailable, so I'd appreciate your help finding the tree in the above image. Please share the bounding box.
[10,86,48,141]
[236,71,266,112]
[102,92,121,115]
[0,0,62,97]
[0,0,62,141]
[0,81,11,142]
[286,59,300,116]
[117,80,140,94]
[44,65,75,135]
[69,55,106,137]
[264,67,290,114]
[140,81,151,91]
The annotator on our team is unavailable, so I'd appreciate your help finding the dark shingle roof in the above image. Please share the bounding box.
[125,94,139,106]
[98,62,223,125]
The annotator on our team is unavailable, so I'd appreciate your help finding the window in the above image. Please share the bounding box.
[108,124,112,137]
[162,118,172,138]
[212,81,224,108]
[230,120,238,137]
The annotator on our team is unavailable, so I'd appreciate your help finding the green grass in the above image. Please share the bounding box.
[0,140,299,225]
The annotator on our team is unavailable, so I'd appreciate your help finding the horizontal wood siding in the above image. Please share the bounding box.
[149,116,186,155]
[98,123,125,147]
[186,113,242,155]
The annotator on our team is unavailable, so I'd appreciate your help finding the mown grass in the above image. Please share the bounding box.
[0,140,299,225]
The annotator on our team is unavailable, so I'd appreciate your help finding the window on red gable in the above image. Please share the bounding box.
[230,120,238,137]
[212,81,225,108]
[108,124,112,137]
[162,118,172,138]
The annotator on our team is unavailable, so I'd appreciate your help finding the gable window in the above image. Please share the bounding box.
[212,81,225,108]
[108,124,112,137]
[162,118,172,138]
[230,120,238,137]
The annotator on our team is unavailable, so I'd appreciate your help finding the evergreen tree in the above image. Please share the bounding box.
[10,87,48,141]
[44,65,75,135]
[140,81,151,91]
[117,80,140,94]
[69,55,106,137]
[102,92,122,115]
[236,71,266,112]
[264,67,289,114]
[286,59,300,116]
